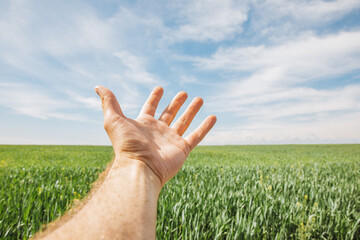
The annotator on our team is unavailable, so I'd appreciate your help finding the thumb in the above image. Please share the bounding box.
[95,86,124,119]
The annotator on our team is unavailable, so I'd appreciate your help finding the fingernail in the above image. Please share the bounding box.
[95,86,101,96]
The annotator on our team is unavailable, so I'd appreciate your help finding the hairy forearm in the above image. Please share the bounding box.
[35,158,162,240]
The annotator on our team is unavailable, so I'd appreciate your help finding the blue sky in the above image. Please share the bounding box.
[0,0,360,145]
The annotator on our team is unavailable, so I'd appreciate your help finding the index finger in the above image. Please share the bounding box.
[139,87,164,117]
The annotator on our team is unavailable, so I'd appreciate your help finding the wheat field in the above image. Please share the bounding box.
[0,145,359,239]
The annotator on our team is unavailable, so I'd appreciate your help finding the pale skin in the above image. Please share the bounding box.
[33,86,216,240]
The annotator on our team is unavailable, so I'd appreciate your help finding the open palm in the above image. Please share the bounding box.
[95,86,216,185]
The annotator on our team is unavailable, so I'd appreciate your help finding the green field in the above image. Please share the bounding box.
[0,145,359,239]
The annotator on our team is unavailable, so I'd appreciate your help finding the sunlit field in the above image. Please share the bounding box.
[0,145,359,239]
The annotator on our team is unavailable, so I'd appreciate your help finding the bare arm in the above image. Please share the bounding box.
[34,86,216,240]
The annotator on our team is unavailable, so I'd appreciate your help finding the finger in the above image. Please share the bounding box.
[159,91,188,125]
[172,97,203,136]
[95,85,124,119]
[185,115,217,151]
[139,87,164,117]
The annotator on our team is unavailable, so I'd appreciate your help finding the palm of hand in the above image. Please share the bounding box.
[97,86,216,185]
[110,115,189,183]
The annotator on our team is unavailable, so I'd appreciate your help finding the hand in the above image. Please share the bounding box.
[95,86,216,185]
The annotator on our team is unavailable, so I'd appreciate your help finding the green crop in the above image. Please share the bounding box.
[0,145,359,239]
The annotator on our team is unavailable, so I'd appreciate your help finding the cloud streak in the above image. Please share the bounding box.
[195,31,360,77]
[0,83,88,121]
[187,30,360,144]
[165,0,248,43]
[191,31,360,108]
[203,111,360,145]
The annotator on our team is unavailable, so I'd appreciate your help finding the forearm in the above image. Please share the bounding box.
[37,158,162,240]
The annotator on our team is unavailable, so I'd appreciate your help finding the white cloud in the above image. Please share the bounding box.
[203,111,360,145]
[0,83,85,120]
[178,75,201,86]
[0,1,163,78]
[256,0,360,24]
[0,1,112,56]
[249,0,360,41]
[0,82,114,123]
[191,31,360,112]
[190,31,360,144]
[237,84,360,119]
[164,0,248,43]
[114,51,159,84]
[0,1,163,121]
[196,31,360,76]
[69,95,101,111]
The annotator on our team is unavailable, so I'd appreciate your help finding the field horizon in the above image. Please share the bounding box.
[1,143,360,146]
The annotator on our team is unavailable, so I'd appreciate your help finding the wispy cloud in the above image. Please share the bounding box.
[194,31,360,76]
[254,0,360,25]
[114,51,160,84]
[0,83,86,121]
[204,113,360,145]
[69,94,101,111]
[186,30,360,143]
[249,0,360,42]
[191,31,360,103]
[203,111,360,145]
[0,1,163,121]
[162,0,248,43]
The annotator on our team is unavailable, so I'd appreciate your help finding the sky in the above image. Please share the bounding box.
[0,0,360,145]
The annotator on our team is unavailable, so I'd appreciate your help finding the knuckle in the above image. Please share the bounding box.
[101,90,115,103]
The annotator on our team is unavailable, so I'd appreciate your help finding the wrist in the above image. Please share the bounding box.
[107,157,162,194]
